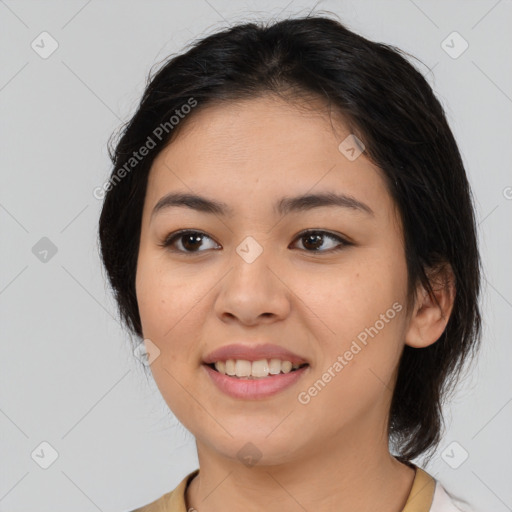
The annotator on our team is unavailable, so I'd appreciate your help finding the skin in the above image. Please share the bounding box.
[135,94,455,512]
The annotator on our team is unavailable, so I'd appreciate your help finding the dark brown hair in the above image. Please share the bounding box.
[98,14,482,462]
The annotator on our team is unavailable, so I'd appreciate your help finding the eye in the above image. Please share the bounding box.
[291,230,351,253]
[160,230,219,253]
[160,229,351,254]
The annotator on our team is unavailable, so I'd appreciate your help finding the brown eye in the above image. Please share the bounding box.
[161,230,219,253]
[292,230,350,253]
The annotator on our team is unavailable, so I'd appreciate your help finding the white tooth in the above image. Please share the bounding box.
[269,358,282,375]
[225,359,236,376]
[214,361,226,374]
[219,359,299,377]
[281,361,293,374]
[252,359,269,377]
[235,359,252,377]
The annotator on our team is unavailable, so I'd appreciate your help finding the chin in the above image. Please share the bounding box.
[200,429,308,467]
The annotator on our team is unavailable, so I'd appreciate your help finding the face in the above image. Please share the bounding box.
[135,95,413,465]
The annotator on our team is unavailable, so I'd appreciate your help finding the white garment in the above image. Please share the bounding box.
[431,483,472,512]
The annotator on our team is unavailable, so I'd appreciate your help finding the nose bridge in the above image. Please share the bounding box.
[235,234,268,266]
[215,233,290,322]
[229,233,276,289]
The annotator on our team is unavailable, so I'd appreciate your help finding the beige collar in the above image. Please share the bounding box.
[135,465,436,512]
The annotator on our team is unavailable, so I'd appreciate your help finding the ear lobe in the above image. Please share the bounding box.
[405,263,456,349]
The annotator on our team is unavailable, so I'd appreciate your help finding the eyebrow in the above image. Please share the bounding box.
[151,191,374,220]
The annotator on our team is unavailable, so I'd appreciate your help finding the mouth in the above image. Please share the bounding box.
[201,344,310,398]
[202,359,310,400]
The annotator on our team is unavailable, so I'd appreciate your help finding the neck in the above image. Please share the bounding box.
[186,422,415,512]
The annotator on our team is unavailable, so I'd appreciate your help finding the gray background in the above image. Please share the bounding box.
[1,1,511,511]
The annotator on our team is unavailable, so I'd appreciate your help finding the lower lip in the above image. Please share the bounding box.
[203,364,309,400]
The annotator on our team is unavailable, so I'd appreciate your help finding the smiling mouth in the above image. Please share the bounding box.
[205,361,309,379]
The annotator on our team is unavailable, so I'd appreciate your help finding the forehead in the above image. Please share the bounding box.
[160,95,350,163]
[145,95,395,222]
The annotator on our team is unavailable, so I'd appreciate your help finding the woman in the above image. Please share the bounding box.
[98,15,481,512]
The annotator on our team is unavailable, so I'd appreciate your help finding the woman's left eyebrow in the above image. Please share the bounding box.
[151,191,374,219]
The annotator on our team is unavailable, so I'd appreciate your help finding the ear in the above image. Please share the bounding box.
[405,263,456,348]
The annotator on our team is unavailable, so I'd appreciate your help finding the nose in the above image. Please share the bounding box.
[213,244,291,326]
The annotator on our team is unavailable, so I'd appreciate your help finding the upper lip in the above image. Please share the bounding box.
[203,343,308,365]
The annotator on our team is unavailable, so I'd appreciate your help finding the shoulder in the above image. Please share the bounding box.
[430,481,474,512]
[410,465,474,512]
[129,469,199,512]
[129,488,176,512]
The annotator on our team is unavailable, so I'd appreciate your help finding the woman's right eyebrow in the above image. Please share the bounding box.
[151,191,374,220]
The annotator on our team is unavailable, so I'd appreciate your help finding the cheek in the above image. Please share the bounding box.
[135,256,206,418]
[296,255,405,334]
[136,251,202,339]
[297,292,406,426]
[297,254,407,388]
[135,252,220,391]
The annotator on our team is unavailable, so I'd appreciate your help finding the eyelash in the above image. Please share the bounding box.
[159,229,352,255]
